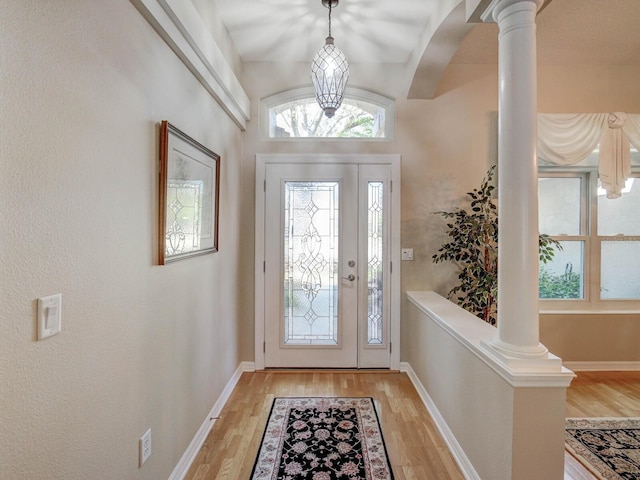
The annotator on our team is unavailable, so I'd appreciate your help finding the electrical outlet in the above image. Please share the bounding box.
[139,428,151,466]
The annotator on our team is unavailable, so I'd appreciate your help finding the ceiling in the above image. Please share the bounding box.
[452,0,640,65]
[213,0,434,64]
[214,0,640,67]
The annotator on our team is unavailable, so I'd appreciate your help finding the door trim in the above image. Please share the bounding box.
[254,154,401,370]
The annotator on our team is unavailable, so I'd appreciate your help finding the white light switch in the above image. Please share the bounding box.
[401,248,414,261]
[38,294,62,340]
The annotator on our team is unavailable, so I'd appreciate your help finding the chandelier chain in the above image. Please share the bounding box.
[328,2,332,38]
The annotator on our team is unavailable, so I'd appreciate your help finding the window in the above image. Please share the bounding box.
[539,163,640,310]
[261,87,394,140]
[538,174,587,301]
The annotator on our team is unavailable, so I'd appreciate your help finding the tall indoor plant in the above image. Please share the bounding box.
[432,166,559,325]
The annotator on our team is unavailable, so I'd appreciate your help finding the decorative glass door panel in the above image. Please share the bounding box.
[367,181,384,345]
[284,182,339,345]
[357,169,391,368]
[264,163,390,368]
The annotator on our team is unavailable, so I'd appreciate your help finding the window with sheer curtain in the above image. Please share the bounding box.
[537,113,640,309]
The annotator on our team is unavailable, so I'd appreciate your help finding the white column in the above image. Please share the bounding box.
[482,0,547,359]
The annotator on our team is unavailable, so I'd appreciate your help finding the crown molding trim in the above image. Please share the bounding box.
[131,0,250,130]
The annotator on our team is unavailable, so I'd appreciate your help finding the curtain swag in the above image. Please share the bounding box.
[538,113,640,198]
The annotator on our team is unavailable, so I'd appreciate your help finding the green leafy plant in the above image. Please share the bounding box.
[539,267,581,299]
[432,166,560,325]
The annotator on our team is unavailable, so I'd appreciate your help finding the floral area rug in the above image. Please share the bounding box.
[566,417,640,479]
[251,397,394,480]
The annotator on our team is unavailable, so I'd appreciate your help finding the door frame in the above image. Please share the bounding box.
[254,154,401,370]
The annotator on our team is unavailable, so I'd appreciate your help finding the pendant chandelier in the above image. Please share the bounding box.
[310,0,349,118]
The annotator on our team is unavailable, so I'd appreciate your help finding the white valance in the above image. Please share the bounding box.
[538,113,640,198]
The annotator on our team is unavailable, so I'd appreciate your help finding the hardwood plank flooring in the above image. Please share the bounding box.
[564,370,640,480]
[183,370,640,480]
[183,371,464,480]
[566,371,640,418]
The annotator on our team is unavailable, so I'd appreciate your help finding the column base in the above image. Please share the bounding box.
[480,338,564,373]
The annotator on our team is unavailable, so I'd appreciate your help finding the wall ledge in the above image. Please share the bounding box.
[407,291,575,387]
[130,0,250,130]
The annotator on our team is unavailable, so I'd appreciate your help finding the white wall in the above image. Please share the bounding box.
[0,2,244,479]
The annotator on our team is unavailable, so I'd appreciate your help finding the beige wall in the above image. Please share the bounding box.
[405,299,515,480]
[239,62,499,361]
[241,60,640,364]
[238,62,417,361]
[1,2,244,479]
[416,63,640,362]
[538,64,640,361]
[4,3,638,477]
[405,294,569,480]
[541,314,640,362]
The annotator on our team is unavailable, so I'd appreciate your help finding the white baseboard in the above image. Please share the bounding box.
[399,362,480,480]
[563,361,640,372]
[168,361,256,480]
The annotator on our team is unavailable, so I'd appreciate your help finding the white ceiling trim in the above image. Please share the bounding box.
[130,0,250,130]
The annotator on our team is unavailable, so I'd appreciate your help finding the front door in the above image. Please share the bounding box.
[263,162,391,368]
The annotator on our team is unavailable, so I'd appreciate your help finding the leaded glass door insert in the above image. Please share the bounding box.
[367,182,384,345]
[264,163,390,368]
[284,182,339,345]
[357,168,391,368]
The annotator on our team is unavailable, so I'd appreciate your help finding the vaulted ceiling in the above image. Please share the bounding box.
[213,0,640,98]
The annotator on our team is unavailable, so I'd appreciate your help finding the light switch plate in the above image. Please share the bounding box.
[37,294,62,340]
[401,248,414,261]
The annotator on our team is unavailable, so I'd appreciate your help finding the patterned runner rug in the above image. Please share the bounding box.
[251,397,394,480]
[566,417,640,480]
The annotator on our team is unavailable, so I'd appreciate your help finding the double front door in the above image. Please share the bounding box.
[262,162,392,368]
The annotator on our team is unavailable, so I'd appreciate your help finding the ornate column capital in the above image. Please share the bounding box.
[480,0,544,23]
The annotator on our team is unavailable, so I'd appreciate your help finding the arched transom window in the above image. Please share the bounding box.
[262,87,394,140]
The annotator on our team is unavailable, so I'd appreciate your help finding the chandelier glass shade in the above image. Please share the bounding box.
[310,1,349,118]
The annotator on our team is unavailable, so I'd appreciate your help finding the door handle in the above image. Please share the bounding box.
[342,274,356,281]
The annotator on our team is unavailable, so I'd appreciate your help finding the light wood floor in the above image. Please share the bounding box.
[183,370,640,480]
[566,371,640,418]
[184,371,463,480]
[564,371,640,480]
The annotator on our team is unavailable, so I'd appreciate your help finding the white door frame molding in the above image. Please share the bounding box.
[254,154,401,370]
